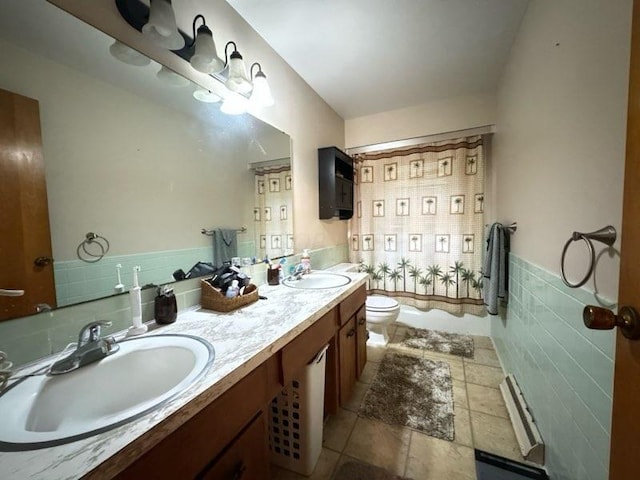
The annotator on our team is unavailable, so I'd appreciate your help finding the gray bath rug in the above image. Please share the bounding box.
[333,460,413,480]
[401,327,474,358]
[359,352,454,441]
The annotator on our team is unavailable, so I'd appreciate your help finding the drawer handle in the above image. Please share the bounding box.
[347,328,356,338]
[232,462,247,480]
[358,318,366,325]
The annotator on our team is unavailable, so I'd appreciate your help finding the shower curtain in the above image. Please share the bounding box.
[253,166,294,260]
[349,136,485,315]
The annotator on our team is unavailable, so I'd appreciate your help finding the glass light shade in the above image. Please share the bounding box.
[225,54,253,94]
[156,66,190,87]
[142,0,185,50]
[109,41,150,66]
[250,72,274,107]
[190,27,225,74]
[193,88,221,103]
[220,93,249,115]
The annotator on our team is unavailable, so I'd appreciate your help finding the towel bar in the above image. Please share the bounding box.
[201,227,246,236]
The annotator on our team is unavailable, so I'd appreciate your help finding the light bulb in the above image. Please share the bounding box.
[221,93,249,115]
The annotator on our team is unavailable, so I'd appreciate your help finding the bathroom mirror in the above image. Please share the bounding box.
[0,0,293,321]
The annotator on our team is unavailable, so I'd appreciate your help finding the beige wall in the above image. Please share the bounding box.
[492,0,632,300]
[345,92,497,148]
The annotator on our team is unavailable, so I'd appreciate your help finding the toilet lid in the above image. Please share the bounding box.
[366,296,399,311]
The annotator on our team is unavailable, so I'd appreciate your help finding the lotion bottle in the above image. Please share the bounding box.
[128,266,148,336]
[225,279,240,298]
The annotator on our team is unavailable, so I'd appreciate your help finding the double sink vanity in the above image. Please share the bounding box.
[0,270,368,479]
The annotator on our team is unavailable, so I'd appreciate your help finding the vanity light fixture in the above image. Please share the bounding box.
[109,40,151,66]
[157,66,190,87]
[249,63,274,108]
[193,87,221,103]
[189,15,225,74]
[142,0,185,50]
[220,92,249,115]
[223,41,253,94]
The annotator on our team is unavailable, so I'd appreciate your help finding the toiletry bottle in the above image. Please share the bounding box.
[301,249,311,274]
[128,266,148,335]
[226,279,240,298]
[155,285,177,325]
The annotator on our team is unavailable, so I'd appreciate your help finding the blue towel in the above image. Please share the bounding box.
[483,223,509,315]
[213,229,237,266]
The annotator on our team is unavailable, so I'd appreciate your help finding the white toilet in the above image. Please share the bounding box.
[365,295,400,345]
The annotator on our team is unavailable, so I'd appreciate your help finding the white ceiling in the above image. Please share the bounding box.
[228,0,530,119]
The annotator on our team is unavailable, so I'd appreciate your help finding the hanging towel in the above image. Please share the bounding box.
[213,229,237,266]
[483,223,510,315]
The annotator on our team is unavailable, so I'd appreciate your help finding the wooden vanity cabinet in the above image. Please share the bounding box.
[111,284,367,480]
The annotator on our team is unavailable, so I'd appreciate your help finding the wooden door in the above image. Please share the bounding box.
[199,412,270,480]
[609,0,640,477]
[355,306,367,378]
[0,88,55,320]
[339,316,357,405]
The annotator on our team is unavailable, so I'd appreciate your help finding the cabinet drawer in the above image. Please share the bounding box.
[115,364,268,480]
[339,285,366,326]
[281,308,337,385]
[198,411,269,480]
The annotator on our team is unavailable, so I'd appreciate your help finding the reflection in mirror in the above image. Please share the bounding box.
[250,156,293,260]
[0,0,292,322]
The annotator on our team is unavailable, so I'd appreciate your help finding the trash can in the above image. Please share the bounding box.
[268,345,329,476]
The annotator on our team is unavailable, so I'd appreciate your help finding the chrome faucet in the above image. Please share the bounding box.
[289,263,306,280]
[49,321,120,375]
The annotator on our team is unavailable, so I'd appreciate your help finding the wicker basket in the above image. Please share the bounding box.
[200,280,259,312]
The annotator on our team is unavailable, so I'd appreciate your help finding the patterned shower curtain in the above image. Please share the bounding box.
[349,136,485,315]
[254,166,294,260]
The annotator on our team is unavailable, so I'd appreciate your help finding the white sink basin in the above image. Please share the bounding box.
[0,334,213,451]
[282,272,352,289]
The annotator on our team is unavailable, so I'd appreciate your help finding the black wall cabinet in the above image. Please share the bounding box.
[318,146,354,220]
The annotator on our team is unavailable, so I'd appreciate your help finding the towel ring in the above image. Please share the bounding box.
[560,226,616,288]
[77,232,110,263]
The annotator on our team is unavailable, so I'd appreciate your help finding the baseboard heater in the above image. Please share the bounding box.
[500,374,545,465]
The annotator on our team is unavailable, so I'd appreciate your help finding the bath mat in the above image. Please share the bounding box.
[333,460,413,480]
[401,328,474,358]
[359,352,455,441]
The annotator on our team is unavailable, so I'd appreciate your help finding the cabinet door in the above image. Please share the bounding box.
[355,306,367,379]
[335,176,353,210]
[338,316,357,405]
[198,412,269,480]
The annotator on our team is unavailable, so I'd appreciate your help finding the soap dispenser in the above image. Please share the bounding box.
[155,285,177,325]
[301,249,311,274]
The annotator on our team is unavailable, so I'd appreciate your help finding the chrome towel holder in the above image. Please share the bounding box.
[560,225,616,288]
[76,232,110,263]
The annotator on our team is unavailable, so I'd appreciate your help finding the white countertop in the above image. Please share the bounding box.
[0,271,367,480]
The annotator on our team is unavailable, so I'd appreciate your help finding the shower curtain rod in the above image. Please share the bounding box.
[347,124,495,155]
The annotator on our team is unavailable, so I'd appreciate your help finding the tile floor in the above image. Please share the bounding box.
[270,324,523,480]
